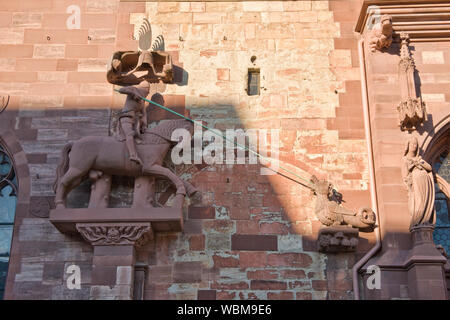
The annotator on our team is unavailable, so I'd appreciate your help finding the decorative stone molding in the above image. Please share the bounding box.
[76,222,152,246]
[317,226,359,253]
[356,1,450,41]
[397,33,427,131]
[369,14,393,52]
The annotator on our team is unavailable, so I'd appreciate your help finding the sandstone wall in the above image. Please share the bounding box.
[362,31,450,300]
[0,0,373,300]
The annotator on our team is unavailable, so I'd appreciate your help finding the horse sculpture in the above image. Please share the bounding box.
[53,119,197,209]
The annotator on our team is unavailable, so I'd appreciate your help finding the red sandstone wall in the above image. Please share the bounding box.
[0,0,374,300]
[363,35,450,299]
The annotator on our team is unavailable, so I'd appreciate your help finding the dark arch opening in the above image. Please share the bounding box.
[0,143,18,300]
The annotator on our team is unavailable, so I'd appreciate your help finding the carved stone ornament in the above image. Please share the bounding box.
[369,15,393,52]
[401,136,435,230]
[107,18,173,86]
[397,33,427,131]
[317,226,359,253]
[310,175,376,230]
[76,222,152,246]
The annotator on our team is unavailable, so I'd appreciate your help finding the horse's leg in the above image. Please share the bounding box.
[55,167,86,208]
[142,164,186,195]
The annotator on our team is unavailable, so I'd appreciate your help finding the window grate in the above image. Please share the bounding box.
[247,69,260,96]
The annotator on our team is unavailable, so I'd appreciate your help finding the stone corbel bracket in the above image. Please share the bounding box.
[318,226,359,253]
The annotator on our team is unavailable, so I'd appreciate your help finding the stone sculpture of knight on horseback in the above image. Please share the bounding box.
[52,19,198,209]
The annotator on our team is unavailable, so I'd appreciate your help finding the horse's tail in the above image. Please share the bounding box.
[53,142,73,193]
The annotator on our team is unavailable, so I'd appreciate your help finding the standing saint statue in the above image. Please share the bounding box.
[402,136,436,230]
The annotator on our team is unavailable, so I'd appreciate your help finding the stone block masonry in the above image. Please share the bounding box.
[1,0,374,300]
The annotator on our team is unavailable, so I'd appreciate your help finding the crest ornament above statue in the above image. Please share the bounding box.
[107,18,173,86]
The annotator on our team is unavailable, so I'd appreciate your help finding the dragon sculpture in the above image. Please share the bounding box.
[310,175,376,229]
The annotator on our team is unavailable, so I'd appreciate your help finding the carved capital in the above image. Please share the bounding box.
[317,226,359,253]
[76,222,152,246]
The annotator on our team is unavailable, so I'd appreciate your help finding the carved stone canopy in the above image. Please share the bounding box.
[397,97,427,131]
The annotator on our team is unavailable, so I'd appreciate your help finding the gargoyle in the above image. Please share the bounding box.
[310,175,376,229]
[369,15,393,52]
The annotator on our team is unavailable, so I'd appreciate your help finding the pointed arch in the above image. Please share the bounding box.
[0,128,30,300]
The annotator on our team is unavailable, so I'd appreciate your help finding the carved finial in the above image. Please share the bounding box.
[399,33,411,60]
[397,32,427,131]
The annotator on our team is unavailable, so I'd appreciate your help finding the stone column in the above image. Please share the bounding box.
[406,226,448,300]
[76,222,152,300]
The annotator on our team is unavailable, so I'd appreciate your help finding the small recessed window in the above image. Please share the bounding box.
[247,69,260,96]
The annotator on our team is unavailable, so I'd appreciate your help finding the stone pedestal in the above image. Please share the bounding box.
[76,222,151,300]
[405,226,448,300]
[49,194,185,300]
[317,226,359,253]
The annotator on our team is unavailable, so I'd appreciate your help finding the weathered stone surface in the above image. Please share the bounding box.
[0,0,402,301]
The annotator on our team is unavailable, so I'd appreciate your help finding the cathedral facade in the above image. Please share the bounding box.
[0,0,449,300]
